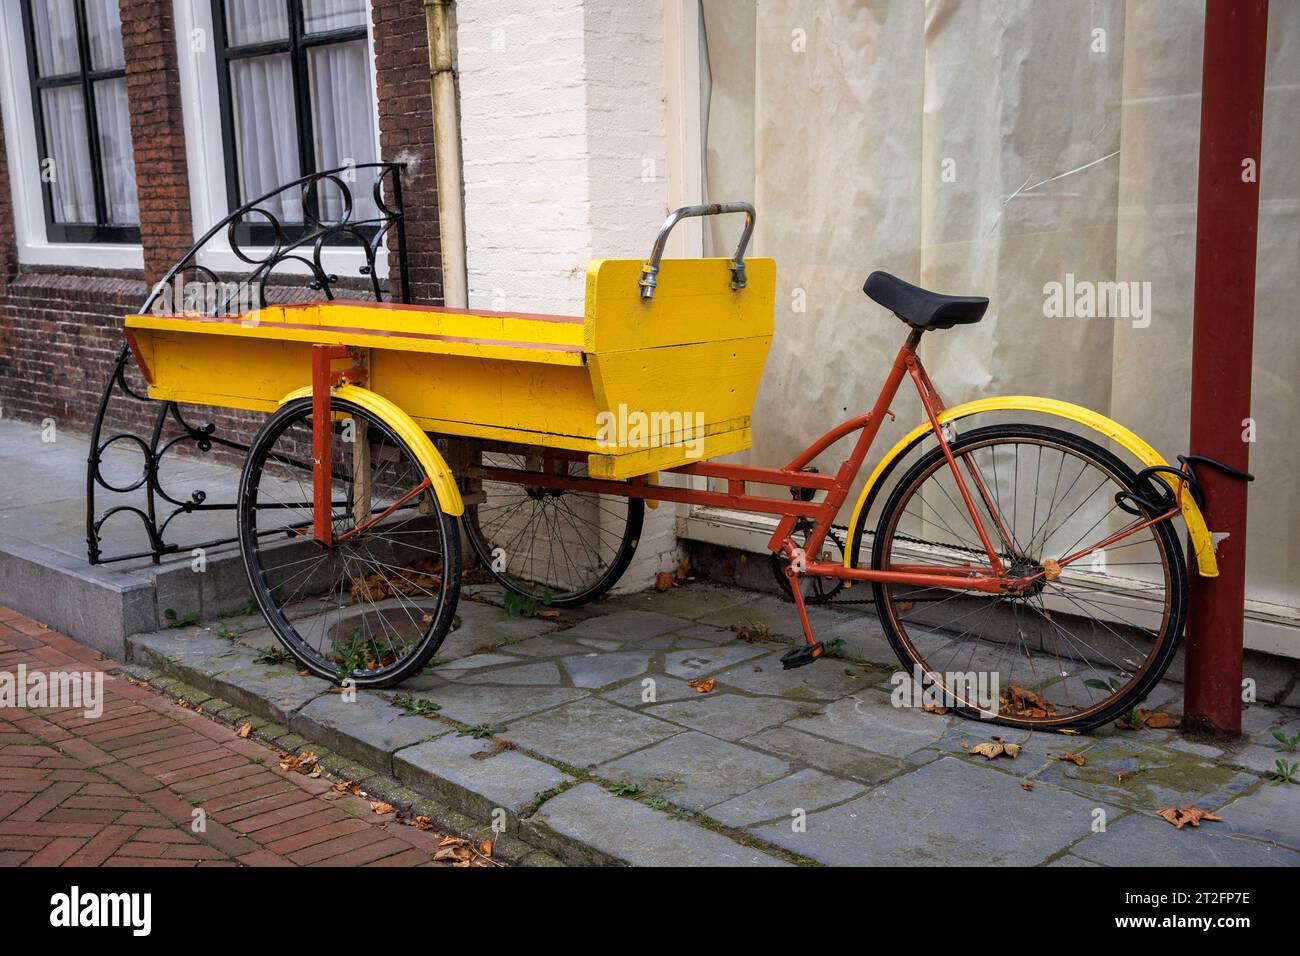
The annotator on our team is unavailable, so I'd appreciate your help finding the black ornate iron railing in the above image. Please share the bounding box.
[86,162,412,566]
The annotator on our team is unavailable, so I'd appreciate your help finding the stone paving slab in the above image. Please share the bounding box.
[433,600,557,659]
[502,698,684,767]
[749,756,1121,866]
[646,692,810,741]
[410,683,587,727]
[1032,737,1262,812]
[598,730,791,811]
[741,725,909,785]
[610,584,758,622]
[715,648,883,701]
[1068,812,1299,867]
[560,649,656,688]
[526,782,790,866]
[663,644,768,680]
[1213,778,1300,851]
[560,609,687,643]
[117,581,1300,868]
[706,768,866,828]
[394,733,574,819]
[452,661,564,686]
[292,691,449,773]
[786,694,953,758]
[600,675,699,707]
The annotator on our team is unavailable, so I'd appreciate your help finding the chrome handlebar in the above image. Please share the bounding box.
[638,202,755,300]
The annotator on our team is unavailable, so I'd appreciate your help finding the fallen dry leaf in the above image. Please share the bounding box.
[409,815,434,831]
[536,608,560,619]
[478,839,493,857]
[297,669,311,678]
[688,677,716,694]
[279,751,318,774]
[433,845,474,863]
[236,723,252,739]
[654,571,674,592]
[1002,685,1057,719]
[1022,782,1035,792]
[1139,709,1179,729]
[1058,751,1086,766]
[1156,807,1222,830]
[969,738,1020,760]
[369,801,395,815]
[673,556,691,586]
[922,702,948,715]
[330,779,361,796]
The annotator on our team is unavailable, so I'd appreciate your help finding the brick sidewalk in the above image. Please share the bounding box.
[0,608,469,867]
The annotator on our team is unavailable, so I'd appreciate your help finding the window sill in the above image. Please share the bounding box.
[16,240,144,272]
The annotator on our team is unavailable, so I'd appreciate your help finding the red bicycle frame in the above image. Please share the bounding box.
[313,331,1176,655]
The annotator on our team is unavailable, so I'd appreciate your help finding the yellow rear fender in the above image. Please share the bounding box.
[278,384,464,517]
[843,396,1218,578]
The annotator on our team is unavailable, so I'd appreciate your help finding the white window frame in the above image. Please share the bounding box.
[171,0,386,280]
[0,0,144,271]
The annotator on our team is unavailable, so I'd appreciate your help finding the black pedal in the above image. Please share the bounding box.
[781,642,825,670]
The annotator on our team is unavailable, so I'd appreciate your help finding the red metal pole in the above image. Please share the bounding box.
[1184,0,1269,737]
[311,344,338,547]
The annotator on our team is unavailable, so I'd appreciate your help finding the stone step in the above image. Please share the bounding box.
[0,420,259,659]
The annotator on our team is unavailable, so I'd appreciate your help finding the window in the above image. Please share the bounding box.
[20,0,140,243]
[212,0,379,237]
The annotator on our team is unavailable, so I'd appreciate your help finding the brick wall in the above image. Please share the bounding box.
[373,0,442,305]
[120,0,194,286]
[0,1,443,562]
[0,103,16,299]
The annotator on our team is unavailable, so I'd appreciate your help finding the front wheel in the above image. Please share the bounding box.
[869,423,1186,731]
[238,397,461,687]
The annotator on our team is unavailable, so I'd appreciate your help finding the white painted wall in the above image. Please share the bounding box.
[456,0,680,589]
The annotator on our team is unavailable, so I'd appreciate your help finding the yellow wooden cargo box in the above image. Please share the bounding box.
[123,257,776,479]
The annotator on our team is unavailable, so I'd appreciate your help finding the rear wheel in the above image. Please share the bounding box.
[238,397,461,687]
[464,450,643,607]
[870,423,1186,731]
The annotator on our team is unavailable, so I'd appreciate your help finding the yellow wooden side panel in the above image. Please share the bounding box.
[589,426,754,480]
[126,303,585,368]
[142,331,309,412]
[587,337,770,435]
[371,349,600,442]
[583,257,776,353]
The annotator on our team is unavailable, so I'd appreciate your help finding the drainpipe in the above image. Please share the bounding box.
[424,0,469,309]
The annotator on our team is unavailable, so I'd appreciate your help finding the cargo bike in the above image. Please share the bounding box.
[113,164,1248,732]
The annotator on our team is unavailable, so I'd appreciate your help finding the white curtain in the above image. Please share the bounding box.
[700,0,1299,614]
[226,0,377,224]
[309,39,378,220]
[230,53,303,220]
[84,0,124,70]
[31,0,137,226]
[304,0,368,33]
[40,86,95,223]
[93,78,139,225]
[31,0,79,76]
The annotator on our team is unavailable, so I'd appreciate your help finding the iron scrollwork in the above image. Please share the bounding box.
[86,162,412,565]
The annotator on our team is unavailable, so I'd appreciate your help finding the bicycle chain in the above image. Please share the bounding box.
[794,523,994,606]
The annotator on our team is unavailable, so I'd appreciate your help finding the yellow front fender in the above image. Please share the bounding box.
[279,384,464,517]
[844,396,1218,577]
